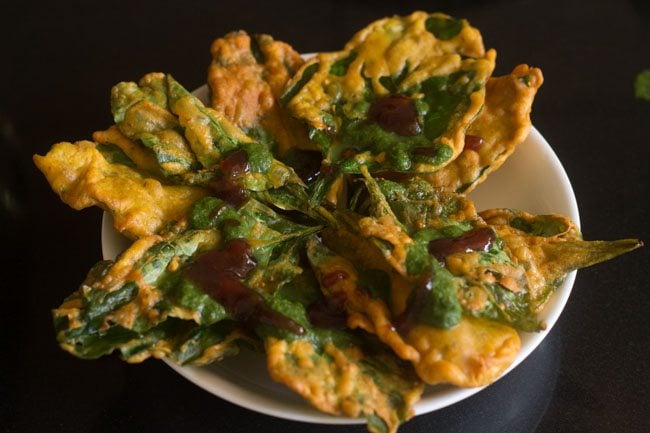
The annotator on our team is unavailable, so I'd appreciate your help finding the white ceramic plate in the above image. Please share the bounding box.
[102,122,579,424]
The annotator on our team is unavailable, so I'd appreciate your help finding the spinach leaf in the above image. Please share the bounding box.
[96,143,137,168]
[281,62,319,105]
[634,69,650,101]
[510,215,567,237]
[416,260,462,329]
[425,16,463,40]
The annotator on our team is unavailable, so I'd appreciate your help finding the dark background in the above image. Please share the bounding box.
[2,0,649,432]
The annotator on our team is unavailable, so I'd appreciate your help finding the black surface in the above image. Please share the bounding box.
[2,0,649,432]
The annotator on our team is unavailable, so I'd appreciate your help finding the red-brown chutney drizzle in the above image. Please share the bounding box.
[208,150,250,206]
[411,146,438,157]
[321,270,349,288]
[464,134,484,150]
[307,292,348,329]
[185,238,305,335]
[395,228,496,334]
[319,162,337,177]
[306,271,349,329]
[427,227,495,261]
[368,94,421,136]
[395,273,432,335]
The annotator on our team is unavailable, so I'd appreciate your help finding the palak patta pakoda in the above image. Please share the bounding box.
[282,11,495,174]
[423,64,544,193]
[34,11,642,433]
[208,31,313,155]
[33,140,208,239]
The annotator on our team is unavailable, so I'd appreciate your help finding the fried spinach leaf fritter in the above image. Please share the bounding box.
[33,140,208,239]
[282,11,495,174]
[262,265,423,433]
[110,73,303,190]
[423,65,544,193]
[208,31,313,155]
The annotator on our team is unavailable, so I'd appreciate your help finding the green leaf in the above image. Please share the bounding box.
[330,52,357,76]
[96,143,137,168]
[378,178,475,232]
[281,62,319,105]
[246,239,304,294]
[249,35,266,64]
[111,74,198,177]
[171,320,249,365]
[510,215,568,237]
[166,75,240,168]
[634,69,650,101]
[417,71,474,140]
[378,64,409,93]
[239,141,273,173]
[188,196,322,267]
[475,283,540,332]
[65,324,139,359]
[358,268,391,304]
[416,260,462,329]
[425,16,463,40]
[111,74,169,124]
[85,282,139,324]
[407,225,472,275]
[258,262,422,433]
[53,229,219,358]
[165,276,228,325]
[367,413,389,433]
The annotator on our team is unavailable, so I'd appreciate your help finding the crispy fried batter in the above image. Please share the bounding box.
[33,141,208,239]
[266,337,423,433]
[480,208,641,311]
[321,226,414,316]
[407,316,520,387]
[423,65,544,192]
[283,12,496,173]
[208,31,312,154]
[92,125,161,174]
[308,234,522,388]
[307,241,420,362]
